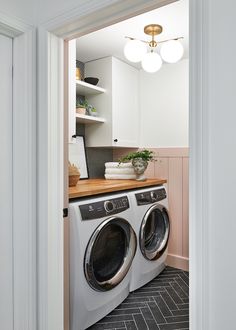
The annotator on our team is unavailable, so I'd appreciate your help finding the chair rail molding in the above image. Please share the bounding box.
[0,12,37,330]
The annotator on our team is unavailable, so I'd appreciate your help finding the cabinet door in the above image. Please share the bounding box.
[112,57,139,147]
[85,56,139,147]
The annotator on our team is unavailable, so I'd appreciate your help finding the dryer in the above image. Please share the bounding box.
[128,185,170,292]
[69,192,137,330]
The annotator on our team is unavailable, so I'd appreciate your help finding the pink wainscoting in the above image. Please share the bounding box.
[182,158,189,259]
[168,158,183,258]
[113,147,189,271]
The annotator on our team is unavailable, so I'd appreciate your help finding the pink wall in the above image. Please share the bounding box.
[113,147,189,271]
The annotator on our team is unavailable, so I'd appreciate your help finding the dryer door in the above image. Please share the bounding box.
[84,217,137,291]
[140,204,170,260]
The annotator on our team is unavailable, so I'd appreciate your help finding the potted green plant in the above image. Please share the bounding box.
[76,99,88,115]
[87,105,98,117]
[119,149,154,181]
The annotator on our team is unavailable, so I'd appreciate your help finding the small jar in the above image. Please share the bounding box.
[76,67,81,80]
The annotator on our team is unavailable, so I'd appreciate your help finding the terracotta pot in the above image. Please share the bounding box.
[69,174,80,187]
[76,107,86,115]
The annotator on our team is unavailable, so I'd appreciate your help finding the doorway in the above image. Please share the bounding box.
[65,1,189,329]
[37,0,206,329]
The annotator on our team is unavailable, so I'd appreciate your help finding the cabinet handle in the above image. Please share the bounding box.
[114,139,118,142]
[72,134,77,138]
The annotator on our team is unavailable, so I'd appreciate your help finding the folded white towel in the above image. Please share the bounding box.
[105,174,136,180]
[105,168,135,175]
[105,162,133,168]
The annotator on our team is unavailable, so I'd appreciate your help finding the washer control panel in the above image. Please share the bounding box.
[135,188,166,205]
[79,196,129,220]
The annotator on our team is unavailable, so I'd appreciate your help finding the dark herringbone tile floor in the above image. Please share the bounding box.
[88,266,189,330]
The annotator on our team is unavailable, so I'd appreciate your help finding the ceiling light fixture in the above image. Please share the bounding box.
[124,24,184,73]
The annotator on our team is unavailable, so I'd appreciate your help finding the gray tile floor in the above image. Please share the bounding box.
[88,266,189,330]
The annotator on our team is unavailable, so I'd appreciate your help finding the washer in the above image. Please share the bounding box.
[128,185,170,292]
[69,192,137,330]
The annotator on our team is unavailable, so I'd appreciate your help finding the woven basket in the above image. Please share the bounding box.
[69,174,80,187]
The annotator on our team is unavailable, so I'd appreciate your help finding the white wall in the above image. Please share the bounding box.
[140,58,188,147]
[37,0,88,23]
[206,1,236,329]
[36,0,122,24]
[0,0,35,24]
[0,0,120,25]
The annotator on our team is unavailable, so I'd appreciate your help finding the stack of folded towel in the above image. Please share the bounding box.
[104,162,136,179]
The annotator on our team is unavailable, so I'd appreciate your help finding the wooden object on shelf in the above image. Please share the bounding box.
[68,162,80,187]
[69,175,80,187]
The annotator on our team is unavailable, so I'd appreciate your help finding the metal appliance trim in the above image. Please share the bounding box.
[139,204,170,261]
[84,216,137,291]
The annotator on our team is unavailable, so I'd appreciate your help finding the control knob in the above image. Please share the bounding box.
[150,191,158,202]
[104,200,115,212]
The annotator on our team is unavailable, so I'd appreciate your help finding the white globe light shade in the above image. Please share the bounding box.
[124,39,147,63]
[141,52,162,73]
[160,40,184,63]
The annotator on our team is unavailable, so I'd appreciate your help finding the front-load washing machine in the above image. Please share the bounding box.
[128,185,170,292]
[69,192,137,330]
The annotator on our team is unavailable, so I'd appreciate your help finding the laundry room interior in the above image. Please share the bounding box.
[66,0,189,329]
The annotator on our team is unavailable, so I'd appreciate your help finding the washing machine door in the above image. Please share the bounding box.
[84,217,137,292]
[140,204,170,261]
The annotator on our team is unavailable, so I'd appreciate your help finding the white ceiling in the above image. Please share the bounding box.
[76,0,189,69]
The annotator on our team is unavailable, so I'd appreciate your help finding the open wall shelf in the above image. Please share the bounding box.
[76,80,106,95]
[76,114,105,124]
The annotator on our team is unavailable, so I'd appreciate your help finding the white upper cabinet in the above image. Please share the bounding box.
[85,57,140,147]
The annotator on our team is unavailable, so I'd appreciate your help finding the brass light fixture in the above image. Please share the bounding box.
[144,24,163,47]
[124,24,184,73]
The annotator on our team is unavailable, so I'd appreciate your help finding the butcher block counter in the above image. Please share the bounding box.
[69,178,167,199]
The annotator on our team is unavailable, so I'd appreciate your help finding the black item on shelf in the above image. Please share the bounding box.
[84,77,99,85]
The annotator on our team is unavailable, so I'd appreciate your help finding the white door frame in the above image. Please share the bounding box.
[37,0,209,329]
[0,12,36,330]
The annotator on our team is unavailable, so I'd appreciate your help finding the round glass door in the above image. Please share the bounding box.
[84,217,137,291]
[140,204,170,260]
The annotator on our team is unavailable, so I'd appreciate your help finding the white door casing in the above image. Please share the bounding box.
[0,0,210,329]
[39,0,212,330]
[0,13,36,330]
[37,1,207,330]
[37,27,64,330]
[0,33,13,330]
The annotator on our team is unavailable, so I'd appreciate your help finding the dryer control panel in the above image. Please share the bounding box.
[79,196,130,220]
[135,188,166,205]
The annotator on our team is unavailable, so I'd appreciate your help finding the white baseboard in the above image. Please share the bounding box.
[166,254,189,271]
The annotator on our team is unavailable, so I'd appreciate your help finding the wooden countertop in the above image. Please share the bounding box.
[69,178,167,199]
